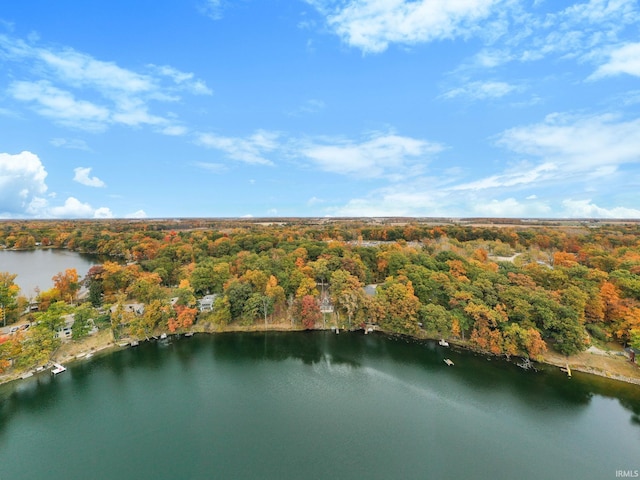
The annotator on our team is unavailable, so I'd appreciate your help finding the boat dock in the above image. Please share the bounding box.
[51,363,67,375]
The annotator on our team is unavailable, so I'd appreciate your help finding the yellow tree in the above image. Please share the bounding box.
[52,268,79,304]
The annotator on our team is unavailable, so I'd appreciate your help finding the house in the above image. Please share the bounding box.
[54,314,98,340]
[109,303,145,316]
[198,294,218,312]
[319,295,334,314]
[55,314,75,340]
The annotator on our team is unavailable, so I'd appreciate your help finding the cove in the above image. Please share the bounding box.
[0,249,100,297]
[0,331,638,480]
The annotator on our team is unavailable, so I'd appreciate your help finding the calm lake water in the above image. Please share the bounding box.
[0,331,638,480]
[0,249,99,296]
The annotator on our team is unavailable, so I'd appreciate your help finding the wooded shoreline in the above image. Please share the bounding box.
[2,323,638,389]
[2,218,640,389]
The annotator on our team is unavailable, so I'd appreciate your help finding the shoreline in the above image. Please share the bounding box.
[2,324,639,388]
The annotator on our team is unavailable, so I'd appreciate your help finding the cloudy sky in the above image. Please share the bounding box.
[1,0,639,219]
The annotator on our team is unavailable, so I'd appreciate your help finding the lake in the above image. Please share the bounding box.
[0,249,99,297]
[0,331,638,480]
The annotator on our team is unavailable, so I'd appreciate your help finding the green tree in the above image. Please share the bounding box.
[72,303,98,339]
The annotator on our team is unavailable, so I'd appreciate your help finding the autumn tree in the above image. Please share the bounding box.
[293,295,321,329]
[0,272,20,324]
[52,268,80,303]
[167,305,197,333]
[375,277,420,335]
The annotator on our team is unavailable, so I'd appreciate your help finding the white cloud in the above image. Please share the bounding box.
[8,80,110,131]
[298,131,444,179]
[591,42,640,78]
[49,197,95,218]
[0,34,212,131]
[73,167,106,188]
[322,165,638,217]
[93,207,114,218]
[147,64,213,95]
[0,151,115,219]
[471,197,551,217]
[497,113,640,171]
[441,80,520,100]
[50,138,91,151]
[561,199,640,218]
[0,151,48,216]
[161,125,188,136]
[309,0,501,53]
[449,0,640,77]
[46,197,114,219]
[125,209,148,219]
[196,130,279,165]
[452,162,557,191]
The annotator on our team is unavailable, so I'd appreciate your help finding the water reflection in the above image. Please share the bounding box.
[1,331,639,444]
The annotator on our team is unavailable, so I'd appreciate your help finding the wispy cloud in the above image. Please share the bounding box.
[73,167,106,188]
[308,0,501,53]
[451,163,558,191]
[441,80,520,100]
[8,80,110,131]
[590,42,640,79]
[195,130,279,165]
[50,138,91,151]
[200,0,226,20]
[297,131,444,179]
[496,112,640,171]
[325,111,640,219]
[0,33,211,133]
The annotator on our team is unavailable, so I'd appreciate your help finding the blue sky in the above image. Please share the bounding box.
[1,0,639,219]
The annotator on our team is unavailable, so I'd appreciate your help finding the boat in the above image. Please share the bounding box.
[438,339,449,347]
[444,358,454,366]
[560,364,572,378]
[130,340,139,347]
[184,332,194,337]
[51,363,66,375]
[160,333,167,340]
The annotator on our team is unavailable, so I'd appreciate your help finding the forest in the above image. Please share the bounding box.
[1,218,640,374]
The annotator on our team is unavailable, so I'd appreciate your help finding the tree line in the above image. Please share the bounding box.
[1,219,639,373]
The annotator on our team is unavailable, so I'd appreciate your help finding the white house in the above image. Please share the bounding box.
[198,294,218,312]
